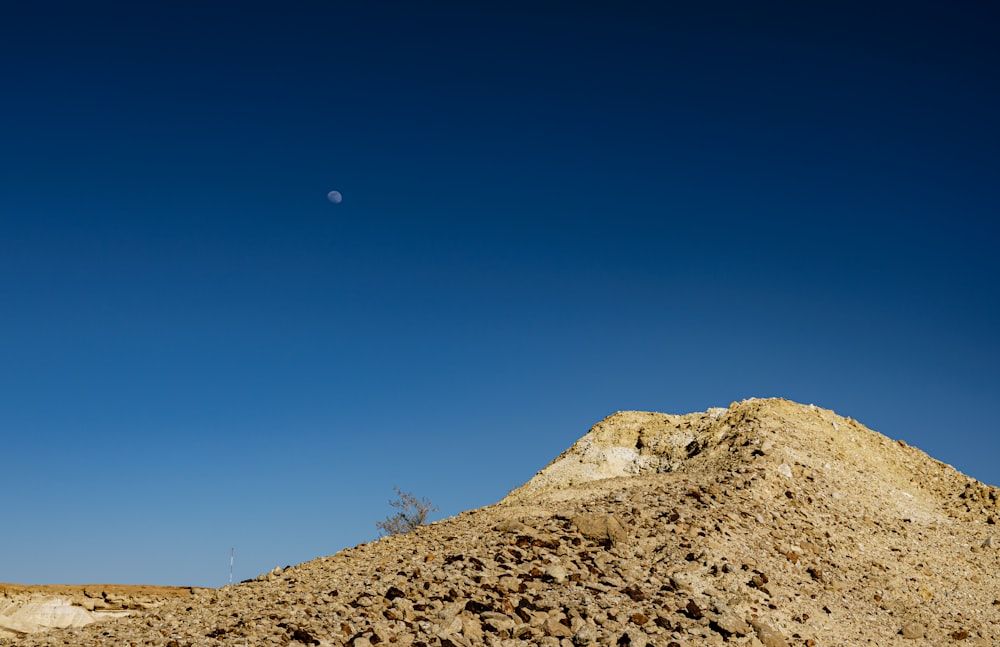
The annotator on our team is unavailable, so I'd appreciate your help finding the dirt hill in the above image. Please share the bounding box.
[4,398,999,646]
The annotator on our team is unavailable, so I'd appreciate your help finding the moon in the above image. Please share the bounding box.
[327,190,343,204]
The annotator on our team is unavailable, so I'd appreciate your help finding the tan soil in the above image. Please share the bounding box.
[4,398,999,646]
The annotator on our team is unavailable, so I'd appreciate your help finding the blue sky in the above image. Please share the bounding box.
[1,1,997,587]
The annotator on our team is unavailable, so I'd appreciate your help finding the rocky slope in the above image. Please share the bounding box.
[4,398,999,646]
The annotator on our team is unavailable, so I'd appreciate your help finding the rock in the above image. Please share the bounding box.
[572,623,599,645]
[76,598,98,612]
[438,631,471,647]
[713,613,751,636]
[480,612,516,633]
[494,519,528,533]
[750,619,787,647]
[0,599,96,634]
[619,628,647,646]
[900,622,925,639]
[669,571,697,593]
[570,513,628,547]
[460,615,483,643]
[498,575,520,592]
[544,565,568,584]
[290,627,320,645]
[684,599,703,619]
[543,615,573,638]
[438,615,463,635]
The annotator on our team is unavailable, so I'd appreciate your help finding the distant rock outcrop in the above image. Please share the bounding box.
[5,398,1000,646]
[0,585,199,639]
[0,598,95,635]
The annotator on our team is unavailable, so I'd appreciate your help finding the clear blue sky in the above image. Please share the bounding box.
[1,1,997,587]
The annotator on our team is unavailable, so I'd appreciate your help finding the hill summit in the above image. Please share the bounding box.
[4,398,999,646]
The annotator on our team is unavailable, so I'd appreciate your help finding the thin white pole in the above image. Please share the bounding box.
[229,547,234,586]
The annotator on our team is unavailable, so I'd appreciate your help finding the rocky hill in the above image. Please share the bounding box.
[4,398,999,646]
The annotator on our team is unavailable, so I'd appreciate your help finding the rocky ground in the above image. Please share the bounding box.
[4,398,999,646]
[0,584,199,638]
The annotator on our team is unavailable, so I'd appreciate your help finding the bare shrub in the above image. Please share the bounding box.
[376,487,438,536]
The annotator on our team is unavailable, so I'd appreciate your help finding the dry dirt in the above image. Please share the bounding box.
[4,398,999,646]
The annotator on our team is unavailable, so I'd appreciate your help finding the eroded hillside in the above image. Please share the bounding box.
[5,398,999,646]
